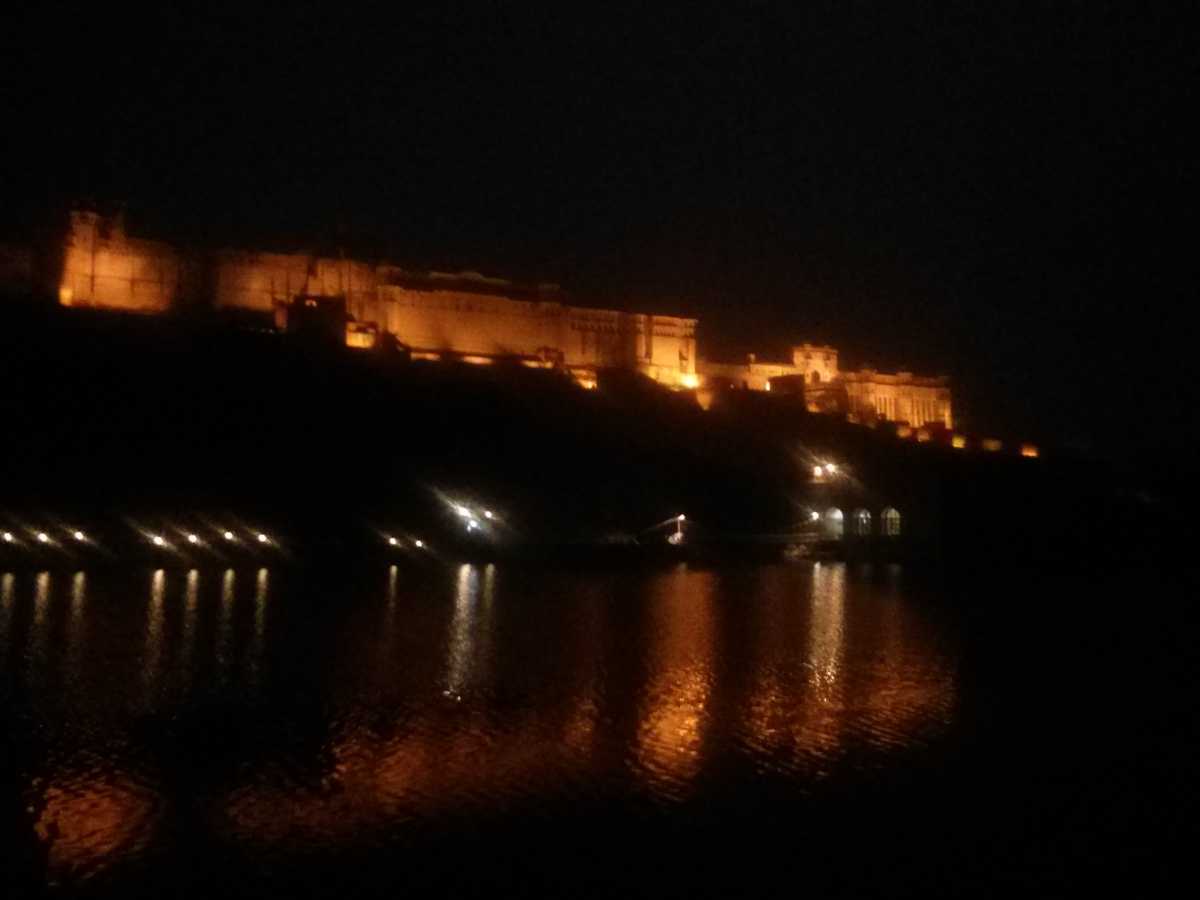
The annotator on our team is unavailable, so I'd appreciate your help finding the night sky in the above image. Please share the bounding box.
[4,3,1193,463]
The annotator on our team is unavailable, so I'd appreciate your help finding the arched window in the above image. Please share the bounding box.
[881,507,901,537]
[811,370,821,384]
[823,508,844,540]
[852,509,872,536]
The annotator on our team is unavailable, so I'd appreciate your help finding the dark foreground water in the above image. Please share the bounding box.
[1,561,1194,897]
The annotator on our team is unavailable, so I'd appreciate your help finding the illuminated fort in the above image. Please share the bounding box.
[20,210,952,429]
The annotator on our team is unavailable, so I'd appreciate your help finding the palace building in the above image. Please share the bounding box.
[11,210,951,429]
[696,345,952,430]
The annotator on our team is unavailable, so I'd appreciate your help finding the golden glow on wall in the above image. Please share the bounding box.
[1020,443,1039,458]
[54,212,701,387]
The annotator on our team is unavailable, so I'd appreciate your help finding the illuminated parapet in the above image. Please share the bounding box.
[842,369,953,430]
[58,211,184,312]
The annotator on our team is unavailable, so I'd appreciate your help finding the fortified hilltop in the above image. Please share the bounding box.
[6,210,952,432]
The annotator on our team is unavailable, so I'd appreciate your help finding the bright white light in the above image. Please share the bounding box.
[187,533,199,544]
[73,530,85,541]
[414,539,424,548]
[36,532,49,544]
[223,530,235,541]
[679,373,699,389]
[825,463,838,474]
[810,511,820,522]
[256,533,269,544]
[2,532,13,542]
[466,520,478,531]
[452,505,472,518]
[677,514,686,522]
[387,537,398,546]
[483,510,494,520]
[152,535,165,547]
[813,465,824,478]
[764,380,771,392]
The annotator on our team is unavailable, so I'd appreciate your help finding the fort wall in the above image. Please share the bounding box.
[46,212,698,387]
[29,211,948,415]
[58,211,188,312]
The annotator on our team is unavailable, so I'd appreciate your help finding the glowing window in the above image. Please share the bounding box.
[852,509,872,536]
[823,508,844,540]
[882,507,901,537]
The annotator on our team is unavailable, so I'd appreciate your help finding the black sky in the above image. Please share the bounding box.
[3,2,1194,460]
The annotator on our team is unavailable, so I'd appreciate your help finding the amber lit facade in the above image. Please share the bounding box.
[27,210,951,424]
[698,343,952,430]
[52,211,697,389]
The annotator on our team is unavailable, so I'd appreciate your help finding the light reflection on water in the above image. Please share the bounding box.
[0,571,14,666]
[3,562,961,884]
[633,566,716,799]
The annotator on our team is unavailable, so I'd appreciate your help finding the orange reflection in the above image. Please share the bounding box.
[218,565,604,848]
[32,770,159,879]
[633,567,716,798]
[740,562,956,771]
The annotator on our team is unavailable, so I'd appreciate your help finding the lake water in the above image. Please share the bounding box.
[1,561,1192,896]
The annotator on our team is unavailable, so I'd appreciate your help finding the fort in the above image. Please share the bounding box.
[7,210,951,430]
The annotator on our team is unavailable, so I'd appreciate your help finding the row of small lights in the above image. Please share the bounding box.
[2,527,273,548]
[385,536,425,549]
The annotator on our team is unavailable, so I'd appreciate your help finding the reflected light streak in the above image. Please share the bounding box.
[445,564,479,698]
[142,570,166,704]
[33,571,51,631]
[738,562,959,773]
[218,569,236,678]
[634,568,716,798]
[808,562,846,698]
[0,572,13,665]
[181,569,199,689]
[248,568,269,688]
[66,572,87,673]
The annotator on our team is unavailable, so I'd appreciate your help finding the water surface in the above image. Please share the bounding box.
[1,561,1189,896]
